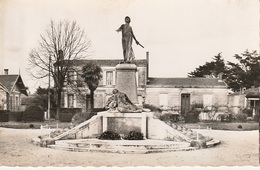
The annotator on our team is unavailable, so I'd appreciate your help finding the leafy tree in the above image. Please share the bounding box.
[27,20,91,119]
[81,61,102,114]
[225,50,260,91]
[35,86,56,111]
[188,50,260,92]
[188,53,227,78]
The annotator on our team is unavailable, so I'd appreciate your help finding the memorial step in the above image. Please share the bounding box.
[47,144,196,154]
[55,139,191,150]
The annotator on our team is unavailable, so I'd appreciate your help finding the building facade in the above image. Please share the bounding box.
[145,77,228,114]
[61,59,148,112]
[61,58,229,114]
[0,69,28,111]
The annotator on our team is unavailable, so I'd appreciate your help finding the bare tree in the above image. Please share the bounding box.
[28,20,92,119]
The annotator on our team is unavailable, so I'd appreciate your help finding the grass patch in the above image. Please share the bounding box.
[0,120,72,129]
[177,122,259,131]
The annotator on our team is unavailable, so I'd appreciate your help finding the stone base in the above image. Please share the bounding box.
[97,111,147,137]
[115,63,138,104]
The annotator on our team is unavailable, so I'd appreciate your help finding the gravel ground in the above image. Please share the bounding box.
[0,127,259,167]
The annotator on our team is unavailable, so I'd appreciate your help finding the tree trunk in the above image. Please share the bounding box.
[55,88,62,120]
[90,90,94,114]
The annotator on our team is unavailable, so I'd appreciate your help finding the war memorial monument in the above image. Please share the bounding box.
[33,17,220,153]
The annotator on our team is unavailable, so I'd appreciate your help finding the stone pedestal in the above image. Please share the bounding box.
[98,112,147,137]
[115,64,138,104]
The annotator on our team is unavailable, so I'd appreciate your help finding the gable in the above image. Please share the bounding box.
[0,75,28,96]
[0,82,9,93]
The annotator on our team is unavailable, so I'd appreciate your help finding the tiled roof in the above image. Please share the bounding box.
[0,75,18,91]
[0,82,9,93]
[147,77,227,88]
[70,59,148,67]
[0,75,28,96]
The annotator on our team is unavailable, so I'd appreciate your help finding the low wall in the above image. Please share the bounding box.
[75,116,102,139]
[59,111,191,143]
[147,116,190,142]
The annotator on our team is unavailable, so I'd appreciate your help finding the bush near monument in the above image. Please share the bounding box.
[98,131,121,140]
[22,105,44,122]
[124,131,144,140]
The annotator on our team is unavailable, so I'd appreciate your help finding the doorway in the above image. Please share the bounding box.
[181,93,190,115]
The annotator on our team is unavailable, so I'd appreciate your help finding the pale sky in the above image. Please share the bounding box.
[0,0,258,93]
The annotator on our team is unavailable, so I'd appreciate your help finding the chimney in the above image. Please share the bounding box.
[146,51,149,81]
[4,69,8,75]
[58,50,64,61]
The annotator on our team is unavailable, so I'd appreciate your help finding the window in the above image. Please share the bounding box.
[9,96,12,110]
[106,71,113,86]
[203,94,213,110]
[68,94,74,108]
[203,94,212,107]
[68,71,74,80]
[67,71,77,85]
[15,96,19,111]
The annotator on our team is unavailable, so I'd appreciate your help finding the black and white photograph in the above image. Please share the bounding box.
[0,0,259,168]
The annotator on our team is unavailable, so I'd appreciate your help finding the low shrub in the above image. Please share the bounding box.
[8,112,23,122]
[59,110,73,122]
[242,108,253,117]
[235,113,247,122]
[124,131,144,140]
[23,105,44,122]
[184,110,200,123]
[98,131,121,140]
[159,113,179,122]
[220,113,232,122]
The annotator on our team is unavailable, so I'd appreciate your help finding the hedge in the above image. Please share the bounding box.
[8,112,23,122]
[59,110,73,122]
[0,110,8,122]
[22,105,44,122]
